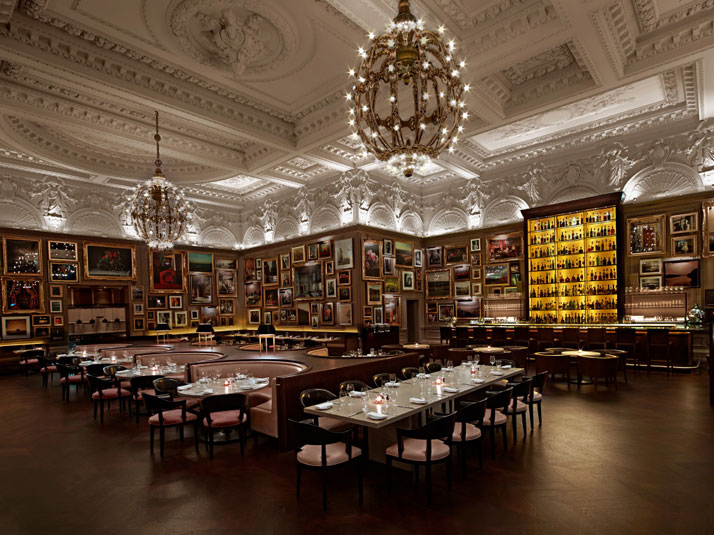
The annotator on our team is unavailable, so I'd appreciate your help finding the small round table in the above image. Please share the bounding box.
[473,346,505,354]
[258,334,276,354]
[403,343,430,350]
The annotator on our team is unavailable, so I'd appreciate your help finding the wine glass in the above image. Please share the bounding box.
[389,373,397,386]
[346,383,354,398]
[489,355,496,366]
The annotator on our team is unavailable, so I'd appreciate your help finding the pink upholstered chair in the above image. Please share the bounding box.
[299,388,352,432]
[522,371,546,429]
[450,399,485,477]
[38,355,58,388]
[482,387,512,458]
[201,393,249,459]
[129,375,163,423]
[18,349,44,375]
[56,362,86,401]
[502,378,532,442]
[291,419,362,510]
[143,393,198,457]
[385,413,455,504]
[87,373,132,423]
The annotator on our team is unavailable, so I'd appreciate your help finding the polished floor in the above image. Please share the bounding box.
[1,366,713,535]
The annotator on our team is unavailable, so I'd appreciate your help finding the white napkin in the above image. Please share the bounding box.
[489,371,504,376]
[255,377,270,383]
[349,391,366,397]
[443,367,454,372]
[472,378,486,384]
[501,365,512,369]
[384,381,400,387]
[409,397,427,404]
[315,401,334,410]
[177,384,192,391]
[443,386,459,393]
[239,385,253,390]
[202,388,214,395]
[367,411,387,420]
[416,373,430,379]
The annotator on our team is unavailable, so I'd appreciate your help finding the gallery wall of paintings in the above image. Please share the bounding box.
[0,229,238,341]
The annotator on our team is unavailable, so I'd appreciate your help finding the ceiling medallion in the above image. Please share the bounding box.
[347,0,469,178]
[129,112,191,250]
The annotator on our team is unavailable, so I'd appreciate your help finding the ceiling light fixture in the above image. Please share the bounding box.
[129,111,191,250]
[347,0,468,177]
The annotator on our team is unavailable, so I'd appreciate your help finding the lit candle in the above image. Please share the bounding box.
[151,365,159,374]
[223,379,231,387]
[375,394,384,415]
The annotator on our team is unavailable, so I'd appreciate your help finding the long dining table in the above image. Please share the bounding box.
[304,364,524,462]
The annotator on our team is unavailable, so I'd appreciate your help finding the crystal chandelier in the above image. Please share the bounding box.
[129,111,190,250]
[347,0,469,178]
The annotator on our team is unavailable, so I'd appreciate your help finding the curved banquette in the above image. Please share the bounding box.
[99,346,173,360]
[75,343,131,354]
[135,351,224,367]
[187,359,309,439]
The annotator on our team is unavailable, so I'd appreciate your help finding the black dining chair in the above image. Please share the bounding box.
[482,388,512,458]
[143,393,199,457]
[291,419,363,510]
[338,380,370,397]
[56,363,86,401]
[385,413,455,504]
[401,367,419,380]
[129,375,163,423]
[87,374,132,423]
[522,371,546,429]
[425,362,442,374]
[201,393,249,459]
[299,388,350,432]
[503,377,532,442]
[449,399,485,478]
[372,373,391,387]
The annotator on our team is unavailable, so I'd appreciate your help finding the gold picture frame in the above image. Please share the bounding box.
[149,250,186,293]
[3,236,43,276]
[83,242,136,280]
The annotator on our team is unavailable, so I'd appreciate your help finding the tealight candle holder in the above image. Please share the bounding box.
[435,376,444,386]
[223,379,231,387]
[151,365,159,373]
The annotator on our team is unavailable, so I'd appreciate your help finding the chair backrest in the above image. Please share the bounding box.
[290,419,349,447]
[57,356,80,366]
[102,365,127,378]
[19,349,45,362]
[503,346,528,368]
[373,373,391,387]
[531,371,547,393]
[577,355,617,378]
[153,377,183,399]
[617,329,636,344]
[445,348,473,365]
[299,388,336,408]
[202,393,247,425]
[455,399,485,426]
[85,363,107,377]
[400,413,455,443]
[142,392,186,420]
[425,362,442,374]
[338,380,370,395]
[56,362,79,379]
[87,373,114,394]
[485,388,512,414]
[509,378,532,407]
[130,375,161,392]
[401,367,419,380]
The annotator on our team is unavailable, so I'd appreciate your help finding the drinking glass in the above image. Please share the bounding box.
[389,373,396,385]
[339,389,349,406]
[346,383,354,397]
[489,355,496,366]
[446,360,453,370]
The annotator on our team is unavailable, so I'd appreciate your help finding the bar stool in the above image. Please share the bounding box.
[537,329,555,352]
[616,328,637,370]
[561,328,582,349]
[258,334,276,354]
[647,330,671,375]
[196,323,214,346]
[587,329,607,350]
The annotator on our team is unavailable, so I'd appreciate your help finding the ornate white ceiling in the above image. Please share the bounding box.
[0,0,714,245]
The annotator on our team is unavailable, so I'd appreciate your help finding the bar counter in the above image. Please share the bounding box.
[439,323,708,366]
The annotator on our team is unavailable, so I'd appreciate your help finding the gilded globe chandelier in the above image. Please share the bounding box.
[129,111,191,250]
[347,0,469,178]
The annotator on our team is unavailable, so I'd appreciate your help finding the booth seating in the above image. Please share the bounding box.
[306,347,329,357]
[135,351,224,367]
[75,344,131,354]
[100,346,173,361]
[186,359,309,440]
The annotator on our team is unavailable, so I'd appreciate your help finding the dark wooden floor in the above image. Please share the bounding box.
[1,367,713,535]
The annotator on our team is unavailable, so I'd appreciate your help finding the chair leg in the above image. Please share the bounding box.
[512,414,517,445]
[149,426,155,453]
[521,412,527,437]
[159,426,165,458]
[386,457,392,494]
[537,402,542,426]
[296,463,302,500]
[528,403,534,431]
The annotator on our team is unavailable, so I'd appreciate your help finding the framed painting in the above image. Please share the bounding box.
[189,273,213,305]
[2,316,31,339]
[245,282,262,306]
[671,235,697,256]
[363,306,373,319]
[318,240,332,260]
[3,237,42,276]
[280,253,291,271]
[703,201,714,258]
[454,280,471,298]
[383,294,400,326]
[157,310,172,327]
[131,286,144,300]
[133,303,144,316]
[426,246,443,268]
[337,302,352,326]
[147,295,166,309]
[394,240,413,268]
[401,270,415,291]
[215,258,237,270]
[366,282,382,305]
[663,258,700,287]
[50,285,63,298]
[49,300,62,313]
[279,287,294,307]
[639,258,663,275]
[244,258,258,282]
[485,263,509,285]
[414,248,423,268]
[326,278,337,298]
[49,262,79,283]
[627,215,664,256]
[334,238,354,269]
[384,276,399,294]
[487,232,523,262]
[190,309,199,321]
[218,299,235,316]
[291,245,306,264]
[32,314,50,326]
[471,268,481,280]
[248,309,261,325]
[150,251,185,292]
[188,252,213,273]
[280,271,292,288]
[262,257,279,286]
[471,253,481,266]
[83,242,135,280]
[324,261,334,276]
[263,287,279,308]
[168,295,183,309]
[133,318,145,331]
[426,269,451,299]
[453,264,470,281]
[471,282,482,296]
[444,245,468,265]
[338,287,351,301]
[362,240,382,280]
[48,240,78,261]
[373,306,384,324]
[455,299,481,319]
[294,263,323,299]
[470,238,481,252]
[438,303,455,322]
[383,239,393,257]
[308,244,318,261]
[337,270,351,286]
[217,269,237,296]
[639,275,662,290]
[383,256,396,276]
[321,302,334,325]
[53,315,64,326]
[3,279,44,314]
[174,311,188,327]
[670,212,698,235]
